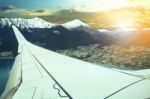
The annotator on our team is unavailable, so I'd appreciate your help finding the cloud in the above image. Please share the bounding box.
[26,9,51,16]
[35,10,46,13]
[73,0,150,12]
[0,5,52,17]
[74,4,88,11]
[0,5,16,12]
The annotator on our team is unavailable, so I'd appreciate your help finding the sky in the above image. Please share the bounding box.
[0,0,150,17]
[0,0,74,10]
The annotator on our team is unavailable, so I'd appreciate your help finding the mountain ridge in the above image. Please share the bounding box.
[0,17,54,28]
[0,17,90,30]
[1,17,150,50]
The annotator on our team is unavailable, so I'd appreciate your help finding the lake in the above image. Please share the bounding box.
[0,59,14,96]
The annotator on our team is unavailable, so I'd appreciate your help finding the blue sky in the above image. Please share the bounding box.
[0,0,75,10]
[1,0,149,10]
[0,0,77,17]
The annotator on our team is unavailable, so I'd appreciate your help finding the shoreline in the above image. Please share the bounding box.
[0,57,15,60]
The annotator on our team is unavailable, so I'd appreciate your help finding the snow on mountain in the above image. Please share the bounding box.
[98,29,111,33]
[0,17,55,28]
[0,18,12,28]
[62,19,90,30]
[98,28,138,33]
[114,28,138,32]
[0,18,91,30]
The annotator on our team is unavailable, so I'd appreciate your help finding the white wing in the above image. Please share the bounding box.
[1,25,150,99]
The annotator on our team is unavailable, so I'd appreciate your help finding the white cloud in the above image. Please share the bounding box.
[74,0,150,12]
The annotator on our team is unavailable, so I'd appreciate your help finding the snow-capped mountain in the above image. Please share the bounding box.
[0,17,55,28]
[62,19,90,30]
[0,17,91,30]
[1,17,150,49]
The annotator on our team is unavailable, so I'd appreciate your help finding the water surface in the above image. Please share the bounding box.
[0,59,14,96]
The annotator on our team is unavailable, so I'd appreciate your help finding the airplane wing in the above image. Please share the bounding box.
[1,25,150,99]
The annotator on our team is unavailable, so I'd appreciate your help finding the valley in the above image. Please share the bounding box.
[56,44,150,69]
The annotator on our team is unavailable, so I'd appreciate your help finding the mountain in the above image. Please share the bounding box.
[0,17,55,29]
[0,17,111,55]
[0,18,90,29]
[98,28,139,44]
[0,17,56,54]
[62,19,90,30]
[1,17,150,57]
[20,19,110,50]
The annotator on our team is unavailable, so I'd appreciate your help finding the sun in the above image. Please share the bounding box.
[110,12,139,29]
